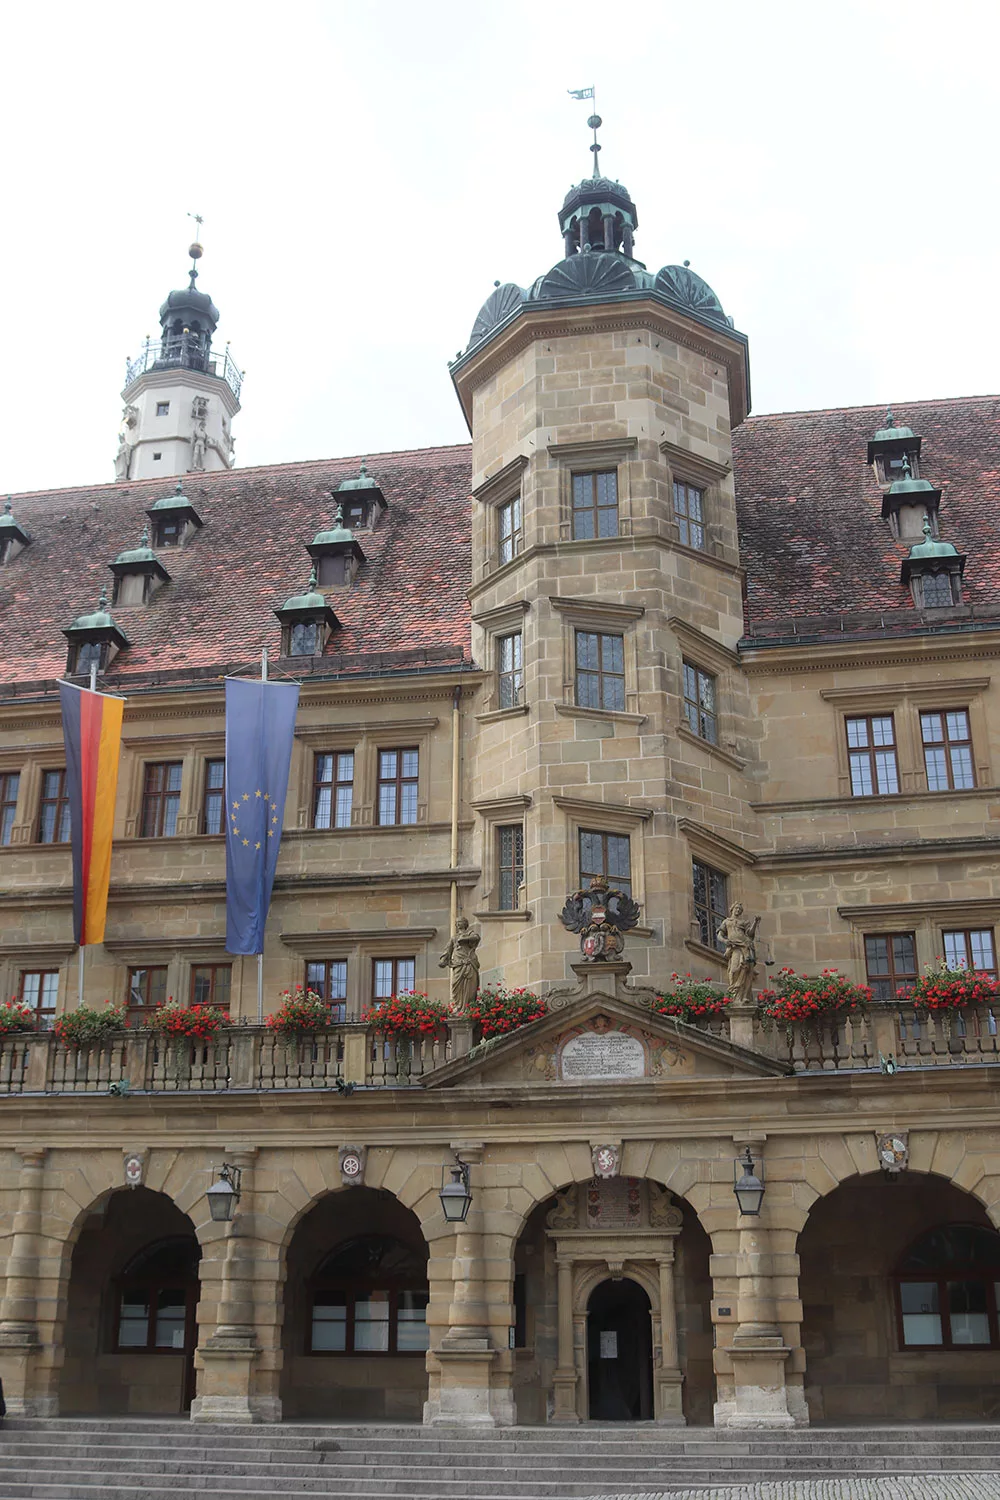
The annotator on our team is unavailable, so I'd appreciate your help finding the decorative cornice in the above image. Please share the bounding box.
[475,704,530,725]
[658,440,730,484]
[471,599,530,627]
[667,616,741,672]
[676,817,756,868]
[471,454,529,503]
[281,927,439,956]
[739,633,1000,674]
[756,836,1000,871]
[471,794,532,815]
[555,704,647,728]
[818,676,990,704]
[549,595,645,622]
[102,936,229,957]
[294,716,440,745]
[551,794,654,823]
[836,897,1000,925]
[752,786,999,815]
[546,436,639,461]
[467,531,742,603]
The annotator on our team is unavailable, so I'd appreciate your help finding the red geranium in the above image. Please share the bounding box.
[0,1001,35,1037]
[148,1002,227,1041]
[362,991,446,1038]
[467,986,547,1038]
[906,960,999,1012]
[757,967,870,1026]
[653,973,732,1021]
[265,989,333,1036]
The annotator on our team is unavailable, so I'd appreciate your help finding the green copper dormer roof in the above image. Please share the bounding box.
[901,519,966,584]
[337,461,379,493]
[881,454,941,519]
[868,408,922,464]
[309,505,367,562]
[0,498,30,548]
[146,481,204,531]
[63,587,130,648]
[274,566,341,630]
[109,527,172,584]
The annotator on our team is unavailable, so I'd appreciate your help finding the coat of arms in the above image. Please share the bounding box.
[559,873,641,962]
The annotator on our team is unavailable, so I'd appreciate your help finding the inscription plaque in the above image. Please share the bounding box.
[559,1031,645,1081]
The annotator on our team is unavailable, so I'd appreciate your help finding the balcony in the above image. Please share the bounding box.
[124,336,243,401]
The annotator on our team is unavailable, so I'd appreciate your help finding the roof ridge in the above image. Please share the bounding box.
[745,393,1000,425]
[8,441,474,503]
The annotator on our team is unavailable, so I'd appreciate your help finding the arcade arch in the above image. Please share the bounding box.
[59,1187,200,1415]
[279,1185,430,1420]
[799,1171,1000,1422]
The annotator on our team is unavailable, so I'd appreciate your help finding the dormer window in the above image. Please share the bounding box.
[308,505,366,589]
[109,527,171,606]
[72,641,106,677]
[901,520,965,610]
[915,571,961,609]
[0,500,31,566]
[146,482,204,549]
[879,450,917,484]
[330,461,387,532]
[342,502,365,529]
[63,588,129,677]
[275,568,340,658]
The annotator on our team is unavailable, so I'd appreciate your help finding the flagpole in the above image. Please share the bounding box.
[257,649,268,1023]
[73,661,100,1010]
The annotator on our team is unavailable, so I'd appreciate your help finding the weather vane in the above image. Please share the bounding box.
[567,87,602,176]
[186,212,204,287]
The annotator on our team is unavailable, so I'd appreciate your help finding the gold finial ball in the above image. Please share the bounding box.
[188,241,204,261]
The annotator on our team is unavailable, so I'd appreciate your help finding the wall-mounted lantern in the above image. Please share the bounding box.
[733,1147,765,1217]
[439,1156,472,1223]
[206,1163,242,1223]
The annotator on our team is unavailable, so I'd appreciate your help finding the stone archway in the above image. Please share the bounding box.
[511,1175,714,1425]
[279,1185,430,1420]
[59,1186,200,1415]
[799,1171,1000,1422]
[586,1275,654,1420]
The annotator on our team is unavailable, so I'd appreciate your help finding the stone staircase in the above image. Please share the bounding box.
[0,1419,998,1498]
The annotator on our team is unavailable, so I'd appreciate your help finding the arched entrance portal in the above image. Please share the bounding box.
[587,1278,653,1420]
[281,1186,429,1420]
[511,1177,714,1425]
[60,1187,200,1414]
[799,1172,1000,1421]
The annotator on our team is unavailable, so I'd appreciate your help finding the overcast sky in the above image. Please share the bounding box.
[3,1,998,496]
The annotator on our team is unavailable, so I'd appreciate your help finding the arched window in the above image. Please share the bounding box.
[308,1234,428,1355]
[895,1223,1000,1348]
[115,1236,200,1353]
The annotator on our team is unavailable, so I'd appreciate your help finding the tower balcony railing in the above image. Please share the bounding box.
[125,336,243,401]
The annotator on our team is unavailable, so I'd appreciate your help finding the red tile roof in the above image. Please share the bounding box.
[732,394,1000,643]
[4,394,1000,689]
[0,446,475,691]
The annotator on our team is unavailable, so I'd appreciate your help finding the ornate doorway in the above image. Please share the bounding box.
[587,1278,653,1420]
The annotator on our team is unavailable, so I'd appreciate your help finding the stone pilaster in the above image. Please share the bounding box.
[0,1148,52,1415]
[192,1146,277,1423]
[424,1143,508,1426]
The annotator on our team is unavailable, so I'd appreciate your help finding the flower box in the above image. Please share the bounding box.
[467,986,547,1038]
[757,967,871,1026]
[52,1004,127,1048]
[361,992,446,1038]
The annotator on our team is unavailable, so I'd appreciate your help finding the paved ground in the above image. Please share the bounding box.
[599,1481,1000,1499]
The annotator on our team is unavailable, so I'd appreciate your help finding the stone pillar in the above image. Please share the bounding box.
[714,1136,795,1429]
[424,1143,499,1426]
[550,1254,579,1424]
[192,1146,277,1423]
[447,1015,475,1060]
[655,1246,685,1424]
[623,224,634,258]
[563,227,576,258]
[0,1148,50,1415]
[578,216,588,252]
[602,212,615,252]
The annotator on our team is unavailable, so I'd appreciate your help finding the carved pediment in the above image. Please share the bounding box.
[421,988,790,1089]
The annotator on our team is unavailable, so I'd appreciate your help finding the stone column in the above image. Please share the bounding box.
[425,1143,499,1426]
[715,1136,795,1429]
[602,212,615,251]
[655,1245,685,1425]
[550,1254,579,1424]
[192,1146,276,1423]
[0,1148,49,1415]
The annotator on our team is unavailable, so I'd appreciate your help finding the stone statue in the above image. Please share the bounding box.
[559,873,641,962]
[114,434,132,481]
[122,404,139,430]
[716,901,761,1004]
[437,917,480,1016]
[190,420,208,471]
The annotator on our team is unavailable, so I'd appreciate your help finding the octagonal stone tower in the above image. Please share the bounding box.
[453,146,761,991]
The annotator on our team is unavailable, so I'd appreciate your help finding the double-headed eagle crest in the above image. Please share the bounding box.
[559,873,642,962]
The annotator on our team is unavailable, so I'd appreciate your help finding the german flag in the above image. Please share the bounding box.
[58,682,124,946]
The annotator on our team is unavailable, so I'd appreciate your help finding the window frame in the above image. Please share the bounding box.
[682,660,718,745]
[920,709,975,792]
[153,515,184,548]
[578,828,632,899]
[155,401,170,417]
[140,761,183,838]
[574,629,626,713]
[371,956,416,1002]
[305,960,349,1023]
[37,768,71,844]
[113,1244,199,1356]
[307,1236,429,1357]
[672,480,705,550]
[864,932,918,1002]
[376,747,419,827]
[126,965,169,1023]
[497,631,524,710]
[497,494,524,567]
[313,750,355,830]
[570,469,619,542]
[497,823,525,911]
[846,714,900,798]
[201,758,225,836]
[189,964,231,1012]
[692,858,728,953]
[19,970,59,1029]
[941,929,997,978]
[0,770,20,846]
[894,1224,1000,1352]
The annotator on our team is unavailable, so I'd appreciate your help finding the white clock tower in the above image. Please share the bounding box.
[115,235,243,483]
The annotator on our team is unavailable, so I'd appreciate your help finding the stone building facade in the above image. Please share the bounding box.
[1,153,1000,1429]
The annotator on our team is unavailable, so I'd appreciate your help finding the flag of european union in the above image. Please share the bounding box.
[224,677,300,955]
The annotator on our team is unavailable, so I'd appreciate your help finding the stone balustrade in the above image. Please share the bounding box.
[0,1004,996,1095]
